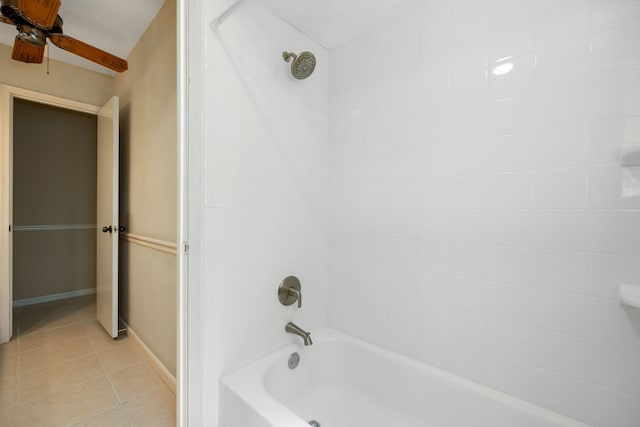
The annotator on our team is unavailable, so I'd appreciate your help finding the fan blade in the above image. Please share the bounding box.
[17,0,60,29]
[0,15,15,26]
[11,36,44,63]
[49,33,128,73]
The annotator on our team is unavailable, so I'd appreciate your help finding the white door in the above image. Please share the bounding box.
[96,96,119,338]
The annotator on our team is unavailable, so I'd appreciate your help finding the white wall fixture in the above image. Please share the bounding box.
[618,146,640,167]
[619,284,640,309]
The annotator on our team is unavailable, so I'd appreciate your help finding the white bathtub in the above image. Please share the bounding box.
[220,329,588,427]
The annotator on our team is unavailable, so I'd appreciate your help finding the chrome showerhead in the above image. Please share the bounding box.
[283,51,316,80]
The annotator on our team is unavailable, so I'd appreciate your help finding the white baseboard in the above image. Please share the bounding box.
[13,288,96,308]
[119,316,177,394]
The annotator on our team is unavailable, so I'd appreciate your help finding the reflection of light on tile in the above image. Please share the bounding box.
[492,62,514,76]
[622,166,640,198]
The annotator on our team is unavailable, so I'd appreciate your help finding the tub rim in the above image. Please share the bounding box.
[220,328,589,427]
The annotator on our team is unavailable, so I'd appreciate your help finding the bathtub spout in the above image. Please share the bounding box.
[285,322,313,346]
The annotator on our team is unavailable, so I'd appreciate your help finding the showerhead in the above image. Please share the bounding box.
[283,51,316,80]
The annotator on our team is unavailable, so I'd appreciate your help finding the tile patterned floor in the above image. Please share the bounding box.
[0,295,176,426]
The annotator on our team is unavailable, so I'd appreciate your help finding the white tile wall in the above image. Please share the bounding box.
[201,1,329,425]
[486,353,531,401]
[531,367,587,422]
[328,0,640,424]
[200,0,640,425]
[587,384,640,427]
[531,328,586,379]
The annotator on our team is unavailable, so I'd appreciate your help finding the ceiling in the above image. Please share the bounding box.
[257,0,412,49]
[0,0,165,75]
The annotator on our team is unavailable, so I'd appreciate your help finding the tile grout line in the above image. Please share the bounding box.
[13,307,114,421]
[18,313,98,338]
[5,296,174,426]
[19,321,103,353]
[94,341,134,427]
[91,334,168,425]
[13,336,107,407]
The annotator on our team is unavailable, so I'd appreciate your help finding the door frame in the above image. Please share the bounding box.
[178,0,201,424]
[0,84,100,343]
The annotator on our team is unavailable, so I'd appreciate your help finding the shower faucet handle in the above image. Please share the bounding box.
[278,276,302,308]
[288,287,302,308]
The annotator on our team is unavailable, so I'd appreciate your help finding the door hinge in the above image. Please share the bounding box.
[183,242,189,254]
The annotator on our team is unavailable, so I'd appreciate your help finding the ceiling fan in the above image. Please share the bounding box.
[0,0,127,73]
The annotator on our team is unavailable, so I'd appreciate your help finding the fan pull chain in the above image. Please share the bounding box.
[46,43,50,75]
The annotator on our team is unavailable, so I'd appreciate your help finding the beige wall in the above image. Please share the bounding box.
[12,99,97,300]
[13,231,95,300]
[0,43,114,106]
[115,0,177,375]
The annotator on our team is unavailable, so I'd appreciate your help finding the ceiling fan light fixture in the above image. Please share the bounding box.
[0,0,128,72]
[18,24,46,47]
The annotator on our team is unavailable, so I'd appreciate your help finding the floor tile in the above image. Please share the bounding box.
[123,386,176,427]
[17,354,105,404]
[19,300,64,318]
[97,343,146,374]
[0,354,18,380]
[20,311,75,335]
[18,296,94,323]
[0,338,19,358]
[7,296,174,426]
[88,330,130,352]
[19,321,99,352]
[109,363,164,404]
[79,320,110,338]
[0,377,16,409]
[18,337,94,374]
[14,376,118,427]
[0,406,14,426]
[72,408,129,427]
